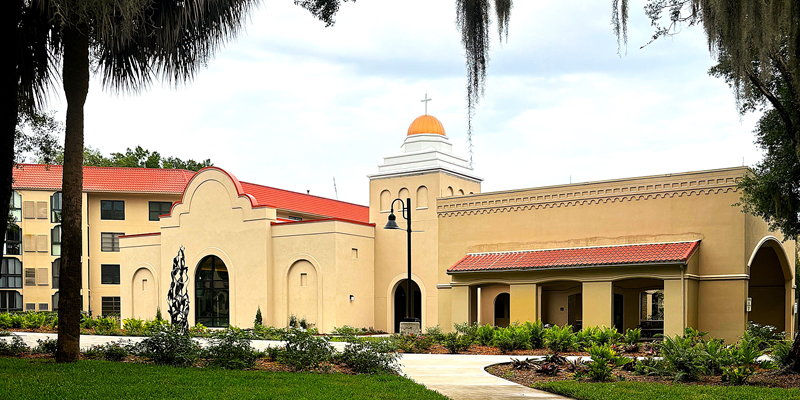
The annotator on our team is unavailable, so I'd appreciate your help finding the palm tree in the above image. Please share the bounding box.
[6,0,350,363]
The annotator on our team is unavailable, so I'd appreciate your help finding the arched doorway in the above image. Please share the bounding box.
[195,255,229,327]
[132,268,157,320]
[749,244,789,331]
[287,260,319,328]
[494,293,510,327]
[394,279,421,333]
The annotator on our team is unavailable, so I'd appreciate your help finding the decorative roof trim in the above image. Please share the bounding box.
[271,218,376,228]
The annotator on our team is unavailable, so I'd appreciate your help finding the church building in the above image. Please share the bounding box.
[6,113,796,343]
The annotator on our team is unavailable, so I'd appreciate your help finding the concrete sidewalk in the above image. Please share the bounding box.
[3,332,569,400]
[399,354,570,400]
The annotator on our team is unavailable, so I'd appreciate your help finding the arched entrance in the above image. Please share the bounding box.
[393,279,421,333]
[195,255,229,327]
[749,243,789,331]
[494,293,510,327]
[132,268,157,320]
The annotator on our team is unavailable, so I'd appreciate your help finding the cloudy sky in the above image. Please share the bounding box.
[45,0,761,205]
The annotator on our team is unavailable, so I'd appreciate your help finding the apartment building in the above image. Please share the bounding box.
[3,164,190,316]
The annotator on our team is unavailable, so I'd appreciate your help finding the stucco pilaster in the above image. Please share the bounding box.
[583,281,613,328]
[509,283,538,324]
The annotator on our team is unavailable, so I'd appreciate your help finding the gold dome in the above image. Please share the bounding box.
[407,115,446,136]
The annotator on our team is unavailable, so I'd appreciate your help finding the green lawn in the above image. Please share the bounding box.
[0,358,447,400]
[533,381,800,400]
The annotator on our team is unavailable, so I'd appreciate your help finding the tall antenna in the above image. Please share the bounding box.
[333,177,339,200]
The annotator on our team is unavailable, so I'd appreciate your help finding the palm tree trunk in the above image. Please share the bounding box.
[0,0,22,260]
[55,22,89,364]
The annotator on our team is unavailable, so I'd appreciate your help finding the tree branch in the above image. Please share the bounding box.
[747,70,796,139]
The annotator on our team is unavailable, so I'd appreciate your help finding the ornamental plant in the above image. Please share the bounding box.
[545,324,576,352]
[586,343,630,382]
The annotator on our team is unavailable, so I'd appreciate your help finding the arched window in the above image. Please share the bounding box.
[52,259,60,289]
[380,190,391,211]
[51,192,62,223]
[398,187,409,202]
[4,224,21,255]
[195,256,229,327]
[416,186,429,208]
[51,226,61,256]
[458,189,465,196]
[446,186,454,197]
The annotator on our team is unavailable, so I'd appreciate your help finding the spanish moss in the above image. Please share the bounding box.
[456,0,490,168]
[495,0,512,44]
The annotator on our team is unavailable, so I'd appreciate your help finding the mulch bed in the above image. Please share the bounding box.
[485,362,800,389]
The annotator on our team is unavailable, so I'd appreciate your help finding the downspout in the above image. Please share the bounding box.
[681,263,686,331]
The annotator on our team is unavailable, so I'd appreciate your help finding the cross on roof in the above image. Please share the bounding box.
[421,92,432,114]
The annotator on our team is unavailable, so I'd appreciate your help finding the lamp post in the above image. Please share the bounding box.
[384,197,421,333]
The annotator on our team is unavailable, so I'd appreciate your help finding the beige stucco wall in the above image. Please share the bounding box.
[120,234,162,320]
[272,220,375,333]
[370,170,480,332]
[439,167,794,342]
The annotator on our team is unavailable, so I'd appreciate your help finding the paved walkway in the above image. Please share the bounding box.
[2,333,568,399]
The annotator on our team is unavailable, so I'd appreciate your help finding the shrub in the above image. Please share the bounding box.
[659,334,709,382]
[83,340,133,361]
[33,338,58,356]
[189,324,210,337]
[95,316,118,334]
[453,322,479,343]
[593,326,622,346]
[770,339,792,367]
[701,338,727,374]
[0,335,29,356]
[721,336,766,385]
[254,307,263,327]
[9,314,24,329]
[394,333,434,353]
[683,327,709,344]
[745,322,785,351]
[136,325,198,367]
[624,328,641,345]
[332,325,363,338]
[545,324,576,352]
[340,339,400,374]
[203,328,259,370]
[278,329,335,371]
[575,326,597,351]
[424,325,446,343]
[442,332,472,354]
[586,343,630,382]
[122,318,146,336]
[22,312,46,329]
[253,324,287,341]
[632,356,669,376]
[0,313,11,329]
[476,324,495,346]
[265,345,282,361]
[493,323,531,353]
[524,320,546,349]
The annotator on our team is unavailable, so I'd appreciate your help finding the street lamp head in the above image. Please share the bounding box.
[384,212,401,230]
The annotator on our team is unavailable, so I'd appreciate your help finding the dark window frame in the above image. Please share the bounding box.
[51,192,62,223]
[4,224,21,255]
[100,200,125,220]
[0,258,22,289]
[52,258,60,289]
[51,225,61,256]
[9,191,21,222]
[101,296,121,317]
[101,264,120,285]
[149,201,173,221]
[101,232,123,252]
[0,290,22,312]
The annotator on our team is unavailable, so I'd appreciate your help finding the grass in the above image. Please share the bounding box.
[533,381,800,400]
[0,358,447,400]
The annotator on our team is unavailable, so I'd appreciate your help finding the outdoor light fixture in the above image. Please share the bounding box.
[349,295,355,301]
[384,197,420,332]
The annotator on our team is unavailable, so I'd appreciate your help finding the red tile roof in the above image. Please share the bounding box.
[447,241,700,273]
[13,164,370,223]
[240,182,369,223]
[12,164,194,193]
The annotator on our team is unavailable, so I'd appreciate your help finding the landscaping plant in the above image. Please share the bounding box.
[585,343,630,382]
[254,307,263,327]
[476,324,495,346]
[0,335,28,356]
[278,328,335,371]
[545,324,576,352]
[745,322,785,351]
[453,322,480,343]
[136,325,198,367]
[658,333,710,381]
[524,320,546,349]
[442,332,472,354]
[33,338,58,356]
[424,325,446,343]
[203,328,260,370]
[493,323,531,353]
[340,338,401,374]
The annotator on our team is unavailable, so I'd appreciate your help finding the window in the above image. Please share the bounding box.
[37,268,47,286]
[38,303,48,311]
[25,303,35,311]
[4,224,21,255]
[25,268,35,286]
[52,292,59,311]
[300,273,308,287]
[51,192,62,223]
[36,234,48,252]
[101,232,123,252]
[52,259,60,289]
[22,201,34,219]
[0,291,22,311]
[9,191,21,222]
[100,200,125,220]
[149,202,172,221]
[101,297,121,316]
[352,248,358,259]
[36,201,47,219]
[101,264,120,285]
[51,225,61,256]
[0,258,22,288]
